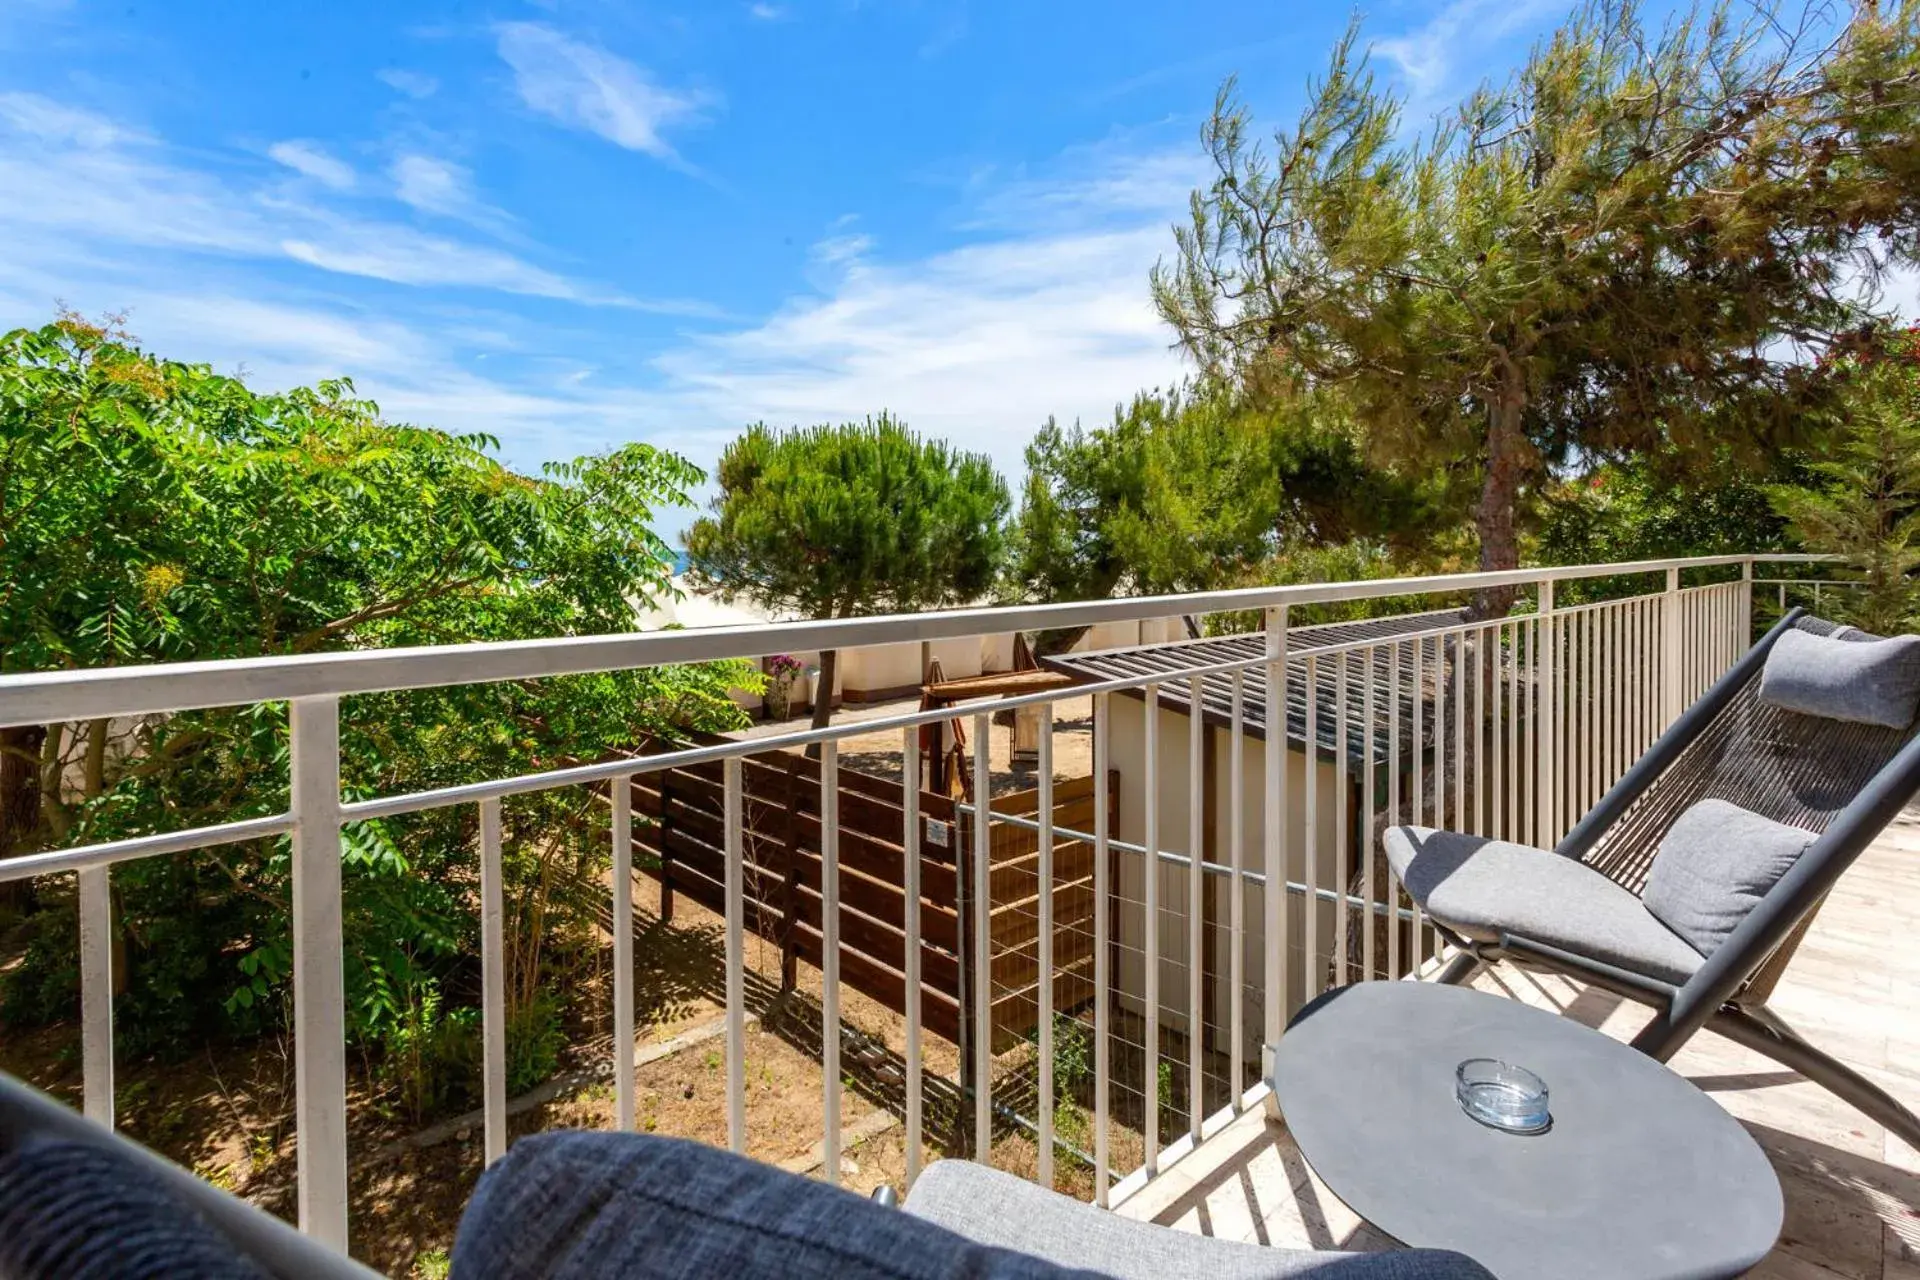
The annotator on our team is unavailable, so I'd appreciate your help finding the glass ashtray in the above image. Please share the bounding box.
[1455,1058,1551,1134]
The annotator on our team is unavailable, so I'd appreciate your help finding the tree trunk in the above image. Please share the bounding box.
[1473,391,1529,618]
[804,648,838,760]
[0,723,46,913]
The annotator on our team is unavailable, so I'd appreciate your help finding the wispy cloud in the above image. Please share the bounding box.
[0,82,1194,493]
[650,155,1191,482]
[747,3,786,20]
[0,93,657,306]
[495,22,712,162]
[1373,0,1565,124]
[267,139,356,190]
[389,152,515,236]
[0,92,130,147]
[377,68,440,99]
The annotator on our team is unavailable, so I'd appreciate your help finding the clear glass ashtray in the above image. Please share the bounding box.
[1455,1058,1551,1134]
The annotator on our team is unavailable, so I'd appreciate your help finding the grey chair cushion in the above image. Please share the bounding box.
[1383,827,1705,985]
[1759,626,1920,729]
[1642,799,1816,959]
[905,1160,1494,1279]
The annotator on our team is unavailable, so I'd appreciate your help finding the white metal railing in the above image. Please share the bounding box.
[0,554,1831,1252]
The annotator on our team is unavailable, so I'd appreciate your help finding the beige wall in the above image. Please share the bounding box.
[1102,694,1352,1064]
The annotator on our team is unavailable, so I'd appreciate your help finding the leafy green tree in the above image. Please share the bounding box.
[1767,328,1920,633]
[1153,0,1920,601]
[1007,382,1449,605]
[686,414,1009,734]
[1536,454,1793,602]
[0,315,755,1084]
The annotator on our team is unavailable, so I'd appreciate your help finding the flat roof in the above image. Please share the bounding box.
[1040,608,1499,767]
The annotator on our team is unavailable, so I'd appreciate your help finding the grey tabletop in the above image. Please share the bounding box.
[1270,982,1782,1280]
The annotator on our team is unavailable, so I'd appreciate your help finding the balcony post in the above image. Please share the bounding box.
[78,864,113,1128]
[289,695,348,1251]
[1740,557,1755,651]
[1261,605,1288,1119]
[1663,566,1683,727]
[1534,579,1555,846]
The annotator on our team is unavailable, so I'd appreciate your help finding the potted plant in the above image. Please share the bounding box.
[764,653,804,720]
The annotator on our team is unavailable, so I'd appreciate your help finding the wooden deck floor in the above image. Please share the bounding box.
[1114,809,1920,1278]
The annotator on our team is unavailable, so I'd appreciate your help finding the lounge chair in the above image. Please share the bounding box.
[1384,609,1920,1147]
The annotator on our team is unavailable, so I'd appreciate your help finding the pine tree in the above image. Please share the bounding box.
[1153,0,1920,605]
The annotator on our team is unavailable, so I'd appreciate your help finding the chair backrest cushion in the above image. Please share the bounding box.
[1758,626,1920,730]
[1643,798,1817,958]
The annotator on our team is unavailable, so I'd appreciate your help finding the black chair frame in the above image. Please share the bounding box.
[1429,607,1920,1149]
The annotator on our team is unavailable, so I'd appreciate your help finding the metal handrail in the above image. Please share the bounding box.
[0,554,1829,727]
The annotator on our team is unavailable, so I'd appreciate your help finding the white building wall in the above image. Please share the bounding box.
[1102,695,1348,1066]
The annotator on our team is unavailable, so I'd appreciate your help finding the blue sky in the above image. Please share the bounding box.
[0,0,1585,515]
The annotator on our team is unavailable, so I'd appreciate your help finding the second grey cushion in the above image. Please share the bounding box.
[905,1159,1494,1279]
[1758,626,1920,729]
[1382,827,1706,984]
[1642,799,1815,959]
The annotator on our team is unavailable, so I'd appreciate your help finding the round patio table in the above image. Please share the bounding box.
[1270,981,1781,1280]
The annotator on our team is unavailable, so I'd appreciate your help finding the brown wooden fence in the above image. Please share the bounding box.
[961,773,1116,1050]
[627,739,1116,1057]
[630,749,965,1043]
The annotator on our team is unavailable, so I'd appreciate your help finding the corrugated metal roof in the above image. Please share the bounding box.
[1040,608,1507,767]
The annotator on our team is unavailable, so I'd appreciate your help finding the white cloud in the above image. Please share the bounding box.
[378,68,440,99]
[0,85,1195,498]
[278,213,636,303]
[389,152,513,235]
[1374,0,1565,124]
[267,139,356,190]
[0,92,128,148]
[653,226,1184,482]
[495,22,711,161]
[0,98,654,305]
[747,3,786,19]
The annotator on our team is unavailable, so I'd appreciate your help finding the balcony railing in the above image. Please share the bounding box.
[0,553,1834,1254]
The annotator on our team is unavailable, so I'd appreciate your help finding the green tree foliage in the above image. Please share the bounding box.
[1536,454,1792,602]
[0,316,754,1102]
[686,414,1009,731]
[1007,382,1451,605]
[1153,0,1920,594]
[1767,327,1920,633]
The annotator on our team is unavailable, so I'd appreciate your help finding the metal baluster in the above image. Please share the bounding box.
[1482,625,1497,844]
[1141,684,1161,1171]
[822,739,843,1184]
[1187,675,1204,1144]
[290,696,347,1248]
[1411,638,1427,971]
[902,728,923,1186]
[1038,702,1057,1187]
[973,714,992,1165]
[1093,692,1113,1205]
[480,797,506,1167]
[1228,671,1246,1108]
[1334,654,1349,987]
[1361,647,1377,982]
[1261,609,1288,1118]
[1475,625,1490,837]
[724,759,746,1154]
[1303,656,1321,999]
[613,774,636,1132]
[79,865,113,1128]
[1387,643,1402,981]
[1453,630,1465,839]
